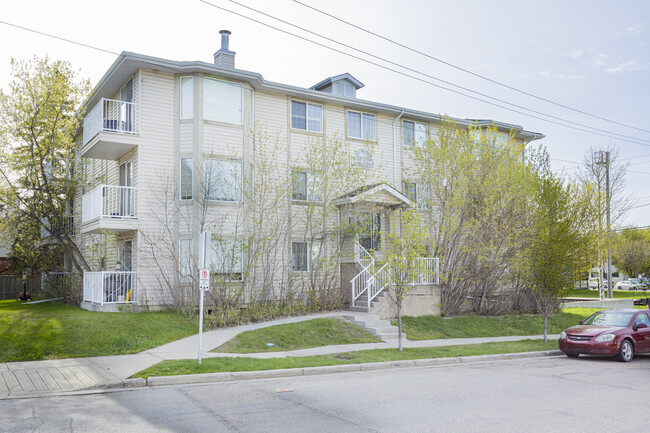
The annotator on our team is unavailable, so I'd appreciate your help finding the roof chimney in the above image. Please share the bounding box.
[214,30,235,68]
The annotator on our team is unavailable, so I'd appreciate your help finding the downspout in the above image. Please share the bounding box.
[392,110,405,187]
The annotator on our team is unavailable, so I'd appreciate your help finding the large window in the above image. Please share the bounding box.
[348,111,376,141]
[291,242,320,272]
[180,158,193,199]
[404,182,430,209]
[403,121,427,147]
[292,170,322,202]
[204,78,242,124]
[291,101,322,132]
[180,76,194,119]
[204,158,242,202]
[179,238,193,282]
[211,239,243,280]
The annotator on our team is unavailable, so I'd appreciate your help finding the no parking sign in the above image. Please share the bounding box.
[199,268,210,291]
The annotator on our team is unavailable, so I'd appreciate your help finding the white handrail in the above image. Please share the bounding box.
[83,98,138,146]
[81,185,137,223]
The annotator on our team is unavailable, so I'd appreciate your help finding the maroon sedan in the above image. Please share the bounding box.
[559,309,650,362]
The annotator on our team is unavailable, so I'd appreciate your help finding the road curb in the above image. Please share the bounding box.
[139,350,564,388]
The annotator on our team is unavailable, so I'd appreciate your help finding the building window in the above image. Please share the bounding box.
[292,242,314,272]
[204,78,242,124]
[180,76,193,119]
[291,101,322,132]
[204,158,242,202]
[353,148,374,169]
[403,121,427,147]
[334,81,354,98]
[180,158,193,200]
[211,239,243,280]
[179,238,193,282]
[404,182,430,209]
[348,111,376,141]
[291,170,322,202]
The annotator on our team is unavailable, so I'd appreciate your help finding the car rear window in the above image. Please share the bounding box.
[582,312,634,327]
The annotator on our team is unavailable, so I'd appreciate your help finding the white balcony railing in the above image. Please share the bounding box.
[83,271,136,304]
[83,98,138,146]
[81,185,136,223]
[40,216,75,239]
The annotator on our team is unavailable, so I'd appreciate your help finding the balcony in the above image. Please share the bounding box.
[81,98,138,160]
[40,216,75,239]
[83,271,136,305]
[80,185,137,234]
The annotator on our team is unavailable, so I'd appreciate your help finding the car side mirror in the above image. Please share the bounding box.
[635,323,648,330]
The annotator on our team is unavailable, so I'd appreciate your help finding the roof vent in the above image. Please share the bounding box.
[214,30,235,68]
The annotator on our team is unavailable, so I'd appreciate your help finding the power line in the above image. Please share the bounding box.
[0,20,118,56]
[213,0,650,147]
[221,0,650,146]
[293,0,650,136]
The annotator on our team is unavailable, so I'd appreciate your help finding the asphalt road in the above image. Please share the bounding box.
[2,354,649,433]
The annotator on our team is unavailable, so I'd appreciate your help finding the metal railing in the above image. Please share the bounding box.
[83,98,138,146]
[83,271,136,304]
[351,239,440,308]
[40,216,75,238]
[82,185,136,223]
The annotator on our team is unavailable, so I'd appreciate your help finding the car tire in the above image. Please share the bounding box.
[565,353,579,358]
[617,340,634,362]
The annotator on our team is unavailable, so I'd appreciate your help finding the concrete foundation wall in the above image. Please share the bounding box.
[375,284,441,319]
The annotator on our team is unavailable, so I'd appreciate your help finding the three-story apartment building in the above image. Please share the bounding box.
[77,31,543,311]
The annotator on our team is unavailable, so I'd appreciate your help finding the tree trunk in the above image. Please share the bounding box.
[397,299,403,352]
[543,313,548,343]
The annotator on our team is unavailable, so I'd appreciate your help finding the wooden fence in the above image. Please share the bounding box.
[0,276,41,300]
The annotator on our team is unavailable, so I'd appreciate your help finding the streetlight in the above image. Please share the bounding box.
[595,151,612,299]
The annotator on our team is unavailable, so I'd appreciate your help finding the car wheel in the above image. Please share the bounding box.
[617,340,634,362]
[565,353,579,358]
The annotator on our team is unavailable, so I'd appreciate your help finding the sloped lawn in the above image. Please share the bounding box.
[0,300,197,362]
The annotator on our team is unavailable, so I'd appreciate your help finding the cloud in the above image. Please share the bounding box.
[560,49,583,59]
[592,53,609,69]
[604,60,648,74]
[556,72,586,80]
[616,24,644,37]
[537,71,551,77]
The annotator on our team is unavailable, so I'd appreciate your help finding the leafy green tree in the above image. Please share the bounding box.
[0,56,91,274]
[613,233,650,278]
[383,210,428,351]
[519,162,591,342]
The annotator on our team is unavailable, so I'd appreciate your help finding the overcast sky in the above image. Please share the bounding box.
[1,0,649,227]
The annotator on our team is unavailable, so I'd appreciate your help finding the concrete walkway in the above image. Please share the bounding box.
[0,310,560,399]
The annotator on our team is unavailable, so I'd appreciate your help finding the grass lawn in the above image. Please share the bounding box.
[0,300,197,362]
[212,318,380,353]
[134,339,557,378]
[568,289,649,299]
[398,308,600,341]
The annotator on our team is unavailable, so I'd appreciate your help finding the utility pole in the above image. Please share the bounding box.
[596,151,612,299]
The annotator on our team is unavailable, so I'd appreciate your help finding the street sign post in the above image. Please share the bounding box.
[198,231,211,365]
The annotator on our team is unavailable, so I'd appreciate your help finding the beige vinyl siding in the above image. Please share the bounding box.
[133,69,176,303]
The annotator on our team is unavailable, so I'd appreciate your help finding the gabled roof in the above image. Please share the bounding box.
[309,73,365,92]
[334,183,413,208]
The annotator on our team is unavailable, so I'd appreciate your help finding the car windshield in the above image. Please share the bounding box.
[582,312,634,327]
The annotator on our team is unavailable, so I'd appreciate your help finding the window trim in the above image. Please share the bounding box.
[403,120,428,147]
[211,238,244,282]
[347,110,376,141]
[291,241,317,272]
[403,181,430,210]
[180,76,194,120]
[180,157,193,200]
[290,100,323,133]
[203,157,243,203]
[203,77,243,124]
[291,169,323,203]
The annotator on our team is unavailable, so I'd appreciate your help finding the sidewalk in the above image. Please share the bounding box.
[0,310,560,399]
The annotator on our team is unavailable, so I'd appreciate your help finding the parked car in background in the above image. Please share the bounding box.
[559,310,650,362]
[588,277,608,289]
[614,280,639,291]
